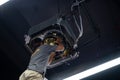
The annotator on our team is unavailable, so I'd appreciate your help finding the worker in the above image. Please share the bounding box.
[19,35,64,80]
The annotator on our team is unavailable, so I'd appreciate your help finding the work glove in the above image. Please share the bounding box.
[28,44,57,74]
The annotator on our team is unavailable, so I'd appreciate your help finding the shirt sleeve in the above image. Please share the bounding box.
[19,69,44,80]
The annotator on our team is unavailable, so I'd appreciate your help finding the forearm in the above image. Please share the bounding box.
[19,69,43,80]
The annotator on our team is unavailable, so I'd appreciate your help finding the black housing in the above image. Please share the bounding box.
[25,16,79,69]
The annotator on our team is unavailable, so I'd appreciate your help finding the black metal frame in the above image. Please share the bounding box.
[25,16,80,69]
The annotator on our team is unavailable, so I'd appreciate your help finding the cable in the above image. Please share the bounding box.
[73,14,83,43]
[56,0,85,48]
[71,0,85,48]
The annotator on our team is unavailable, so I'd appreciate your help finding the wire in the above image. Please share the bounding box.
[71,0,84,48]
[56,0,84,48]
[73,14,83,43]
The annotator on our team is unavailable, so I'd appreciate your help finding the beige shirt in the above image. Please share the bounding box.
[19,69,44,80]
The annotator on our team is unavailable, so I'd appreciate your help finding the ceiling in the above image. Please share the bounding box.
[0,0,120,80]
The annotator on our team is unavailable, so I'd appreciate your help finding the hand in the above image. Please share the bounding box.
[56,43,65,51]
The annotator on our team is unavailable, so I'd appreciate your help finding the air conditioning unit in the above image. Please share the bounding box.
[25,16,81,69]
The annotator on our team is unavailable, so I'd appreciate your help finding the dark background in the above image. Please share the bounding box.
[0,0,120,80]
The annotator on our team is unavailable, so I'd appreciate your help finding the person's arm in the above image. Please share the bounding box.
[19,45,57,80]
